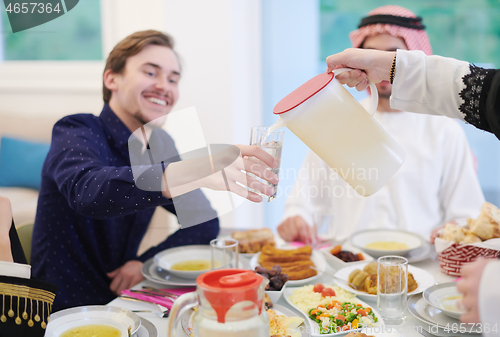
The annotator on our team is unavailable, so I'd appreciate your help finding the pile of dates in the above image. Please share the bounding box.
[255,265,289,291]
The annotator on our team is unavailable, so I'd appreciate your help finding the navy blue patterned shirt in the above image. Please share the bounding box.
[31,104,219,311]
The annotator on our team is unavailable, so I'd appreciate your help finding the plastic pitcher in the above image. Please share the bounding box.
[272,69,405,196]
[167,269,269,337]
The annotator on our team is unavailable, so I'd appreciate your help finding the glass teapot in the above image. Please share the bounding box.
[167,269,269,337]
[271,69,406,196]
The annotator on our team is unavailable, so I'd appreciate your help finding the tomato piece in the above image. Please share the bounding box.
[335,314,345,323]
[357,309,367,316]
[313,283,325,293]
[342,325,351,331]
[321,287,336,297]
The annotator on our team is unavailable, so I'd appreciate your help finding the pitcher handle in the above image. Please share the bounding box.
[166,292,199,337]
[333,68,379,116]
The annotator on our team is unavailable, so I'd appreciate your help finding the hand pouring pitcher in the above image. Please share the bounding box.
[167,269,269,337]
[271,69,405,196]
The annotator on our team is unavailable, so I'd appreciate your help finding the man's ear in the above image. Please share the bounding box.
[103,69,120,92]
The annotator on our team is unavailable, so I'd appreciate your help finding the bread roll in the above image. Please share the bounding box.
[470,202,500,240]
[442,223,467,243]
[461,233,482,244]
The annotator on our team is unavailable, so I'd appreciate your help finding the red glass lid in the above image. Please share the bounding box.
[273,72,334,114]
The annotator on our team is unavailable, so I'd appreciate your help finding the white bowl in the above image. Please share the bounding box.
[266,282,287,304]
[320,242,374,271]
[350,229,423,257]
[154,245,215,279]
[423,282,465,320]
[46,306,140,337]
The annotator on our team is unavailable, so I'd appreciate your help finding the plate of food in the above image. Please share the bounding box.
[333,261,435,302]
[320,243,374,271]
[284,284,384,336]
[350,229,424,258]
[142,257,197,286]
[250,245,327,286]
[46,305,141,337]
[231,228,276,257]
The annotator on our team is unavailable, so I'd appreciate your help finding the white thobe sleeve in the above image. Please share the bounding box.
[479,260,500,335]
[438,123,485,222]
[0,261,30,279]
[390,49,471,120]
[282,151,331,227]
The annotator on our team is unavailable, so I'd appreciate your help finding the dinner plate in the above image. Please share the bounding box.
[283,287,384,336]
[405,240,434,263]
[142,257,197,286]
[351,229,424,257]
[408,294,482,334]
[333,261,435,302]
[250,250,327,286]
[46,305,141,337]
[423,282,465,319]
[133,317,158,337]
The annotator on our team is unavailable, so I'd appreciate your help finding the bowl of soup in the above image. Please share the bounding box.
[154,245,226,279]
[45,306,140,337]
[350,229,423,257]
[423,282,465,319]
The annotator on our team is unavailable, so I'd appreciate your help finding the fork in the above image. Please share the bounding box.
[417,329,438,337]
[132,309,170,318]
[142,286,180,299]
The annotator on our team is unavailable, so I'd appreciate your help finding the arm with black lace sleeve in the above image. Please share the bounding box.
[390,49,500,139]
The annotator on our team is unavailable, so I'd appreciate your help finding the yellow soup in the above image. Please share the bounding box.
[440,295,463,312]
[60,324,121,337]
[171,259,220,271]
[365,241,409,251]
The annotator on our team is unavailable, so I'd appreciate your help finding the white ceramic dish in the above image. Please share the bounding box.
[408,294,482,334]
[350,229,424,257]
[46,305,141,337]
[271,304,309,337]
[333,261,436,302]
[266,283,287,304]
[142,257,197,286]
[250,250,327,286]
[320,243,374,271]
[133,317,158,337]
[154,245,216,280]
[423,282,465,320]
[283,287,384,336]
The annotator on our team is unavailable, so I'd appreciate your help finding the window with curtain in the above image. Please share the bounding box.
[1,0,102,60]
[320,0,500,206]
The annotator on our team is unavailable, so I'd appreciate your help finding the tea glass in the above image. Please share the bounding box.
[249,126,284,202]
[377,256,408,325]
[210,238,239,269]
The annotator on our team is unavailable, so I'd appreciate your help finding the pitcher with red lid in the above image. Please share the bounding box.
[271,69,405,196]
[167,269,269,337]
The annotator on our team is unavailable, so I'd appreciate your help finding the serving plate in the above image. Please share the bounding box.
[46,305,141,337]
[250,250,327,286]
[333,261,435,302]
[423,282,465,320]
[350,229,424,257]
[408,294,481,334]
[283,287,384,336]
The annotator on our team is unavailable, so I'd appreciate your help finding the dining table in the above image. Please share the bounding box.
[107,232,469,337]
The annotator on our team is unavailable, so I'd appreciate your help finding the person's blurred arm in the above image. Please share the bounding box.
[0,197,30,279]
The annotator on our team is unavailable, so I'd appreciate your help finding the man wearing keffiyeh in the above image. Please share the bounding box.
[278,6,484,247]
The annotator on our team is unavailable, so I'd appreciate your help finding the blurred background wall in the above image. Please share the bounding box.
[1,0,499,233]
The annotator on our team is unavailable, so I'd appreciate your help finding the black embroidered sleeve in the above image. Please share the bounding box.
[459,64,496,132]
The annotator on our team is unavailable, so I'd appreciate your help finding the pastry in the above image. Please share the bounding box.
[348,269,368,290]
[363,261,378,275]
[442,223,467,243]
[461,233,482,244]
[232,228,275,253]
[470,202,500,240]
[364,274,377,294]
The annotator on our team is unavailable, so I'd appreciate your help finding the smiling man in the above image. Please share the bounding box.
[31,30,277,311]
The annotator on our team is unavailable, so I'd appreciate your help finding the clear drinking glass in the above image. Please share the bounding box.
[312,212,334,249]
[249,126,284,202]
[210,238,239,269]
[377,256,408,325]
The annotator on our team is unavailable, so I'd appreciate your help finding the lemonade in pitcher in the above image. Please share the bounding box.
[271,70,405,196]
